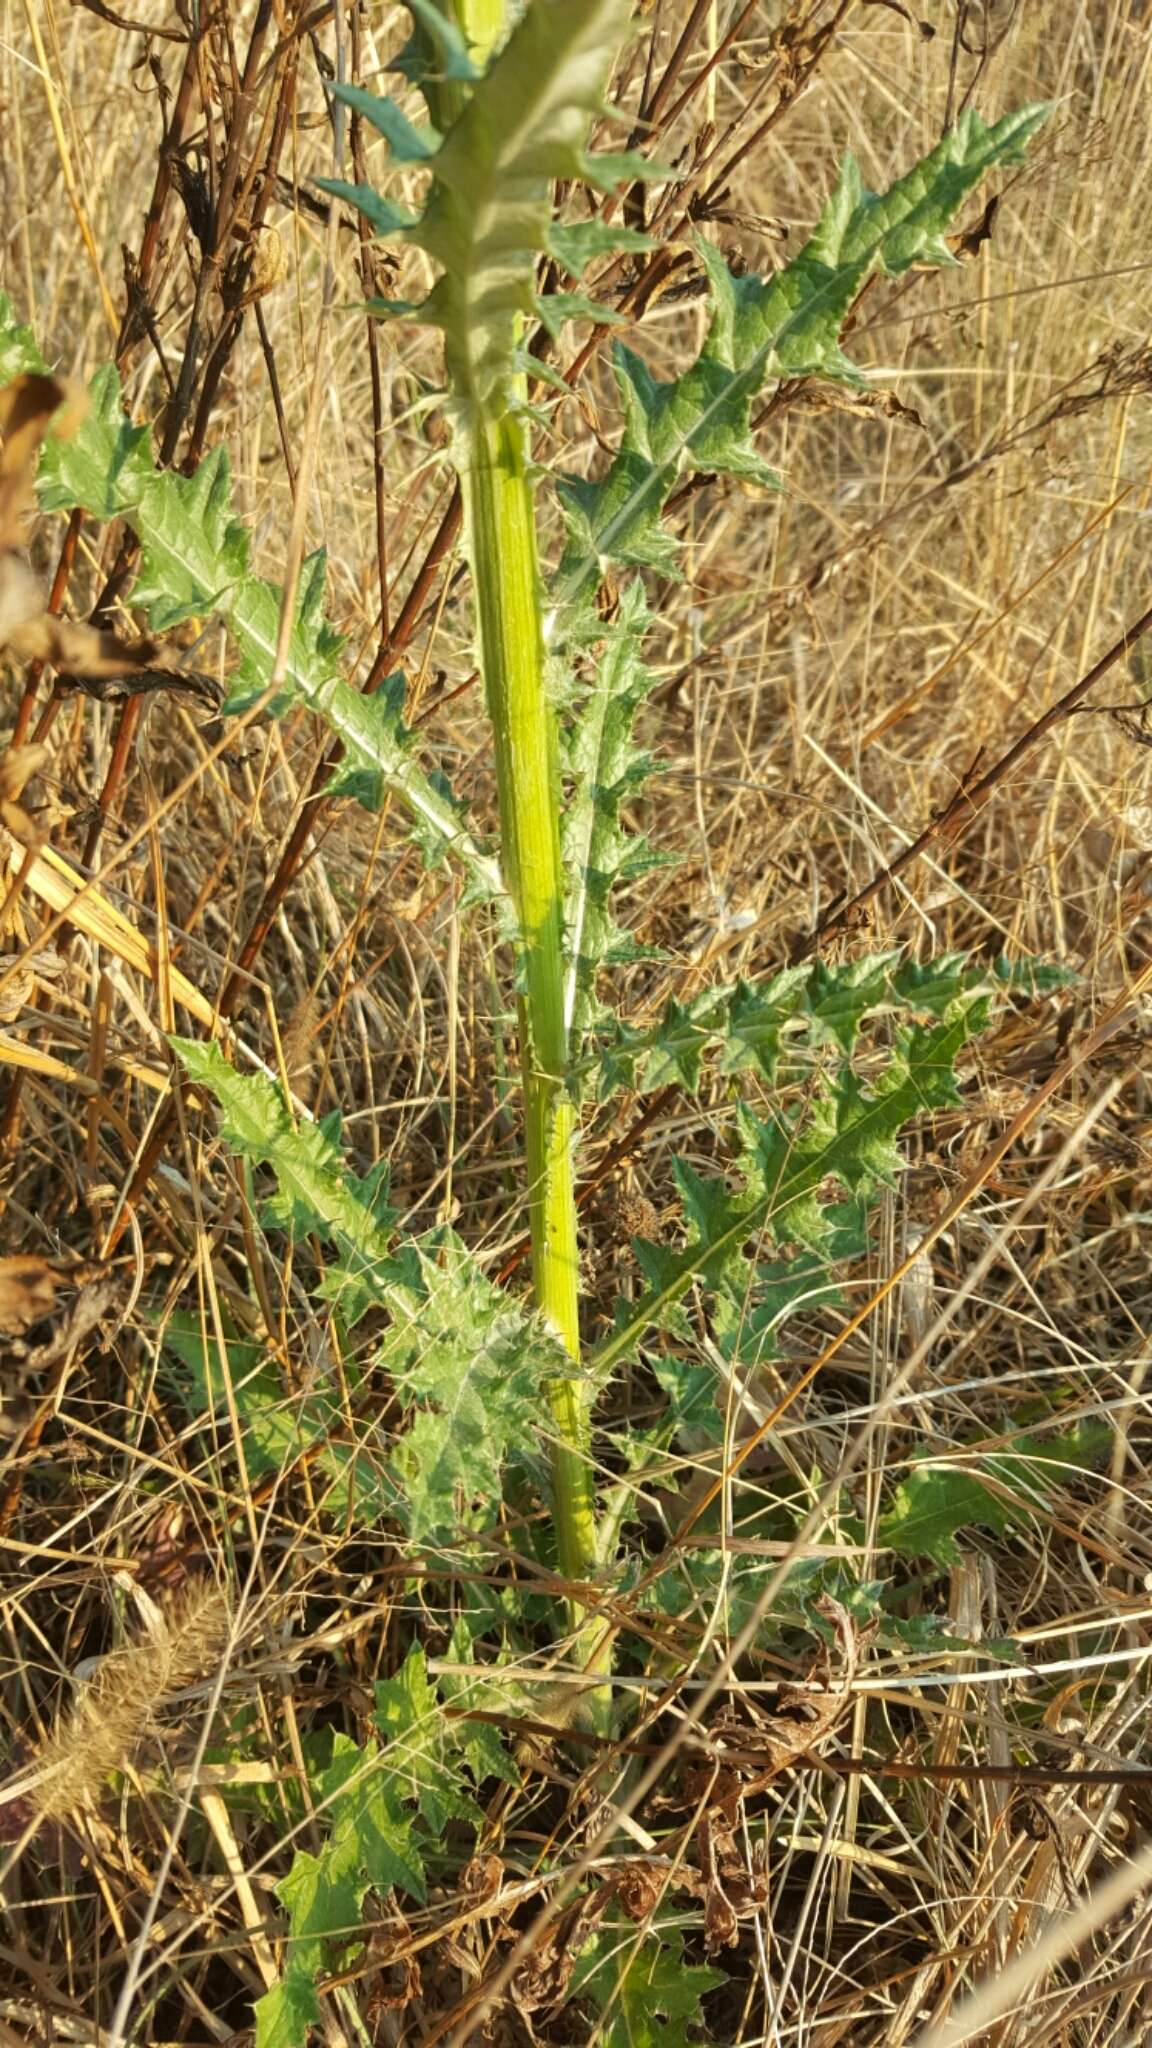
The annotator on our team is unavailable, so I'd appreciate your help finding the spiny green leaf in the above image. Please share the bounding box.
[415,0,632,410]
[598,1001,986,1375]
[709,1248,847,1371]
[554,103,1049,598]
[317,1733,428,1898]
[171,1039,397,1323]
[171,1040,555,1539]
[377,1234,562,1545]
[591,948,994,1098]
[581,150,671,191]
[276,1839,365,1972]
[4,305,504,907]
[130,454,500,894]
[441,1618,522,1789]
[879,1421,1113,1568]
[255,1736,424,2045]
[133,446,250,627]
[649,1354,721,1446]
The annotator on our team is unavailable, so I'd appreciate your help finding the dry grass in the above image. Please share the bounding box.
[1,1,1152,2043]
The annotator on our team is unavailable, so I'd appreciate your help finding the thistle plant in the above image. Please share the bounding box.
[301,0,1045,1612]
[0,12,1061,2035]
[0,4,1048,1613]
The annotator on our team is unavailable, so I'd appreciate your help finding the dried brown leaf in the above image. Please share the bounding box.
[0,1256,61,1337]
[21,1271,121,1372]
[461,1853,506,1907]
[701,1596,869,1794]
[0,742,51,861]
[0,945,63,1023]
[507,1884,615,2016]
[0,743,50,809]
[703,1881,740,1953]
[3,608,161,678]
[616,1857,665,1922]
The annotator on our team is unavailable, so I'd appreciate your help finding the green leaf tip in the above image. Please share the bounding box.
[327,78,441,160]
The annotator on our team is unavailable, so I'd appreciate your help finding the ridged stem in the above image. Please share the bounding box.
[461,403,597,1597]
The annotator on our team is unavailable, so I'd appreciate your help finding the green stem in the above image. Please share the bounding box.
[462,403,597,1595]
[436,0,608,1673]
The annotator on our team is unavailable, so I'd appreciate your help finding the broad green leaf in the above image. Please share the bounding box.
[533,287,624,338]
[881,1463,1015,1569]
[253,1969,322,2048]
[374,1645,482,1833]
[0,293,44,383]
[554,104,1049,597]
[38,362,153,520]
[575,1927,726,2047]
[257,1657,498,2044]
[317,1733,427,1899]
[879,1421,1113,1567]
